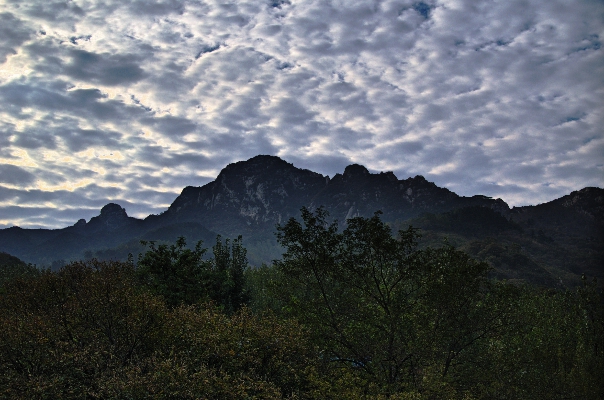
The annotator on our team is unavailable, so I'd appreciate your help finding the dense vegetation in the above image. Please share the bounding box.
[1,209,602,399]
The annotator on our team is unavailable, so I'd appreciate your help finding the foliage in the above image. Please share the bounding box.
[475,278,604,399]
[102,306,322,399]
[136,236,211,307]
[245,263,287,314]
[0,252,40,291]
[135,235,248,311]
[273,207,603,398]
[212,235,250,314]
[1,221,602,399]
[0,259,165,398]
[0,259,323,399]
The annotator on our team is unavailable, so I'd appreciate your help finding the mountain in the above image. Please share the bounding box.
[1,155,602,286]
[146,155,329,237]
[149,156,509,236]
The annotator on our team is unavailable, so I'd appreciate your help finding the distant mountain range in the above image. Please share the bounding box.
[1,155,602,287]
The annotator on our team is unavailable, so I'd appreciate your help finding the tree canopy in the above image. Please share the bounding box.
[136,235,248,312]
[0,209,601,399]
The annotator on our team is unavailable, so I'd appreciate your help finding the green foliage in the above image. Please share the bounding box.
[0,252,40,291]
[212,235,250,314]
[0,259,166,398]
[464,239,556,286]
[1,219,602,399]
[136,236,210,307]
[476,279,604,399]
[273,207,604,398]
[135,235,249,311]
[245,263,287,314]
[0,259,324,399]
[274,207,498,396]
[101,306,322,399]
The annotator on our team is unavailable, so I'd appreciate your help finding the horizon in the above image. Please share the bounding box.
[3,153,600,230]
[1,0,602,229]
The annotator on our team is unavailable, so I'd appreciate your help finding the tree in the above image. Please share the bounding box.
[0,259,166,398]
[0,260,324,399]
[479,279,604,399]
[136,236,249,311]
[116,305,322,399]
[212,235,249,314]
[274,207,498,396]
[136,236,211,307]
[0,252,40,292]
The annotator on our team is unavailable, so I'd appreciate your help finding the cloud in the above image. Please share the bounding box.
[8,0,85,22]
[60,49,146,86]
[140,115,197,137]
[0,12,33,63]
[0,0,602,227]
[24,42,147,86]
[126,0,185,16]
[0,165,36,185]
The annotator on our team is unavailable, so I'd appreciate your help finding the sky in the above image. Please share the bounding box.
[0,0,602,229]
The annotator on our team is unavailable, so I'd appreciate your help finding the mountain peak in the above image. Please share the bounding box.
[100,203,128,218]
[214,155,298,184]
[248,154,288,163]
[85,203,130,230]
[343,164,369,178]
[221,155,292,172]
[164,155,328,234]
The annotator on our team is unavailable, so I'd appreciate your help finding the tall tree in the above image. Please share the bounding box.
[212,235,249,313]
[136,237,211,307]
[275,207,498,396]
[136,236,249,311]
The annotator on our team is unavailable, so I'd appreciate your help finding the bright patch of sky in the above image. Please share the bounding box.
[0,0,602,228]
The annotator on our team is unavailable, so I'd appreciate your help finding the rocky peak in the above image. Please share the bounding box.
[214,155,326,194]
[489,198,512,218]
[407,175,432,187]
[218,155,295,179]
[380,171,398,182]
[561,187,602,206]
[162,156,328,234]
[343,164,370,178]
[87,203,130,230]
[554,187,604,221]
[100,203,128,218]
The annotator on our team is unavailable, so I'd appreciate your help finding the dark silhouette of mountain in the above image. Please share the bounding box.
[146,155,329,237]
[150,156,510,237]
[0,155,602,286]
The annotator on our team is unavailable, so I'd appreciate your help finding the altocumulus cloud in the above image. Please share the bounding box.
[0,0,602,228]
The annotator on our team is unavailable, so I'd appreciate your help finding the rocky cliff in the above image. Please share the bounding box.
[154,155,510,237]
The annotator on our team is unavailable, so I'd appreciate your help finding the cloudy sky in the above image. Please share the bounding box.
[0,0,602,229]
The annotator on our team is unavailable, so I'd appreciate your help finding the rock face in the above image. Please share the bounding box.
[155,155,328,236]
[156,155,509,236]
[87,203,132,231]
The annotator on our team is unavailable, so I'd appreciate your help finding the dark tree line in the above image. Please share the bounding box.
[270,207,603,398]
[135,235,248,312]
[0,208,602,399]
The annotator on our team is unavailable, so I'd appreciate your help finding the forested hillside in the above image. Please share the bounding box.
[1,209,602,399]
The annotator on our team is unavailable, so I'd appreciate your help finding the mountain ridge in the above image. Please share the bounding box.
[1,155,602,286]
